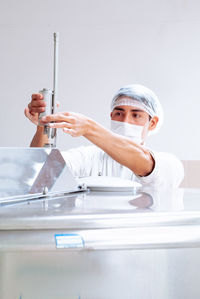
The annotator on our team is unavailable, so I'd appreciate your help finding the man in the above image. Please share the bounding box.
[24,84,184,188]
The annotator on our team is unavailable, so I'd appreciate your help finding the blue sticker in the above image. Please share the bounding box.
[55,234,84,249]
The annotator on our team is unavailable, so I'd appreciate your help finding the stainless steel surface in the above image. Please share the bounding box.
[1,187,200,298]
[1,248,200,299]
[39,88,56,148]
[38,88,52,121]
[0,188,200,247]
[0,148,81,203]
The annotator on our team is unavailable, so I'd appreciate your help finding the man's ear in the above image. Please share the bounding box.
[148,116,159,131]
[110,112,113,119]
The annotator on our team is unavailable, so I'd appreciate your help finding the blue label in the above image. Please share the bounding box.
[55,234,84,249]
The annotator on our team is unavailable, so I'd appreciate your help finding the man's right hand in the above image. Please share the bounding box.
[24,93,46,126]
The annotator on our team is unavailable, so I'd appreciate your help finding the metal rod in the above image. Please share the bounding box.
[53,32,59,114]
[47,32,59,147]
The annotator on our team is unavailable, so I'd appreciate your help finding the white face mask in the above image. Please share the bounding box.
[110,120,144,144]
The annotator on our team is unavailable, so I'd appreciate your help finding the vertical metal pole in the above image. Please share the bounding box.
[50,32,59,147]
[53,32,59,114]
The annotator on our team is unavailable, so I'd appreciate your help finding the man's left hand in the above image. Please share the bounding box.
[40,112,91,137]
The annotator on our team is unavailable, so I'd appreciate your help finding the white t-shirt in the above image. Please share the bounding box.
[61,145,184,189]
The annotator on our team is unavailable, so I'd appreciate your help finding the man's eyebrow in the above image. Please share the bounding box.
[113,107,125,111]
[113,107,144,112]
[130,109,144,113]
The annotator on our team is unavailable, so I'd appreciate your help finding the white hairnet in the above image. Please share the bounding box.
[111,84,164,131]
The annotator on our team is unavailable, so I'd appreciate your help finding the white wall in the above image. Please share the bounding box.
[0,0,200,159]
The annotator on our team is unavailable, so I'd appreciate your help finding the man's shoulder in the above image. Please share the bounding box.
[151,150,184,180]
[139,149,184,188]
[151,150,182,164]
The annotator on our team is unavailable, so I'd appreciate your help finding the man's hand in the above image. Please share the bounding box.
[40,112,91,137]
[24,93,46,126]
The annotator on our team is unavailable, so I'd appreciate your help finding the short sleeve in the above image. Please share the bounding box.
[137,151,184,189]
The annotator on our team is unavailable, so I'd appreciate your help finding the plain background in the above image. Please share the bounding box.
[0,0,200,159]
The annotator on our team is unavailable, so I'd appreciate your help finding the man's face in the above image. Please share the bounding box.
[110,105,158,142]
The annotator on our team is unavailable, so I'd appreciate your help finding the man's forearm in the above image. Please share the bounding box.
[84,119,154,176]
[30,126,48,147]
[40,111,155,176]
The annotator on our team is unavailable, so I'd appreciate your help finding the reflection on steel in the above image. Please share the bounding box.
[0,148,83,203]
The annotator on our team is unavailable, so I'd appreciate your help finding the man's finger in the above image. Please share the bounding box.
[63,128,76,137]
[31,93,43,100]
[24,107,30,118]
[24,108,38,125]
[31,100,46,108]
[30,107,46,113]
[48,122,72,129]
[41,113,70,123]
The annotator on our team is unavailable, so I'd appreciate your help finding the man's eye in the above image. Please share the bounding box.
[133,113,140,118]
[115,112,121,116]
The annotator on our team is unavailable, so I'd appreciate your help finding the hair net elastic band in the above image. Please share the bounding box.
[111,97,153,116]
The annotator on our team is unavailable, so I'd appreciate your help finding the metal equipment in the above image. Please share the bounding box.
[1,162,200,299]
[38,32,59,148]
[0,147,86,205]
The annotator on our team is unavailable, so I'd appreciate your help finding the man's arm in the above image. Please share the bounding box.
[30,126,48,147]
[41,112,154,176]
[84,119,154,176]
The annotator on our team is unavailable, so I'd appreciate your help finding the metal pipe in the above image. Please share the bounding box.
[48,32,59,147]
[39,33,59,148]
[52,32,59,114]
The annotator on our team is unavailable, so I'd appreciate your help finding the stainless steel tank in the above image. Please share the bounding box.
[0,188,200,299]
[0,148,200,299]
